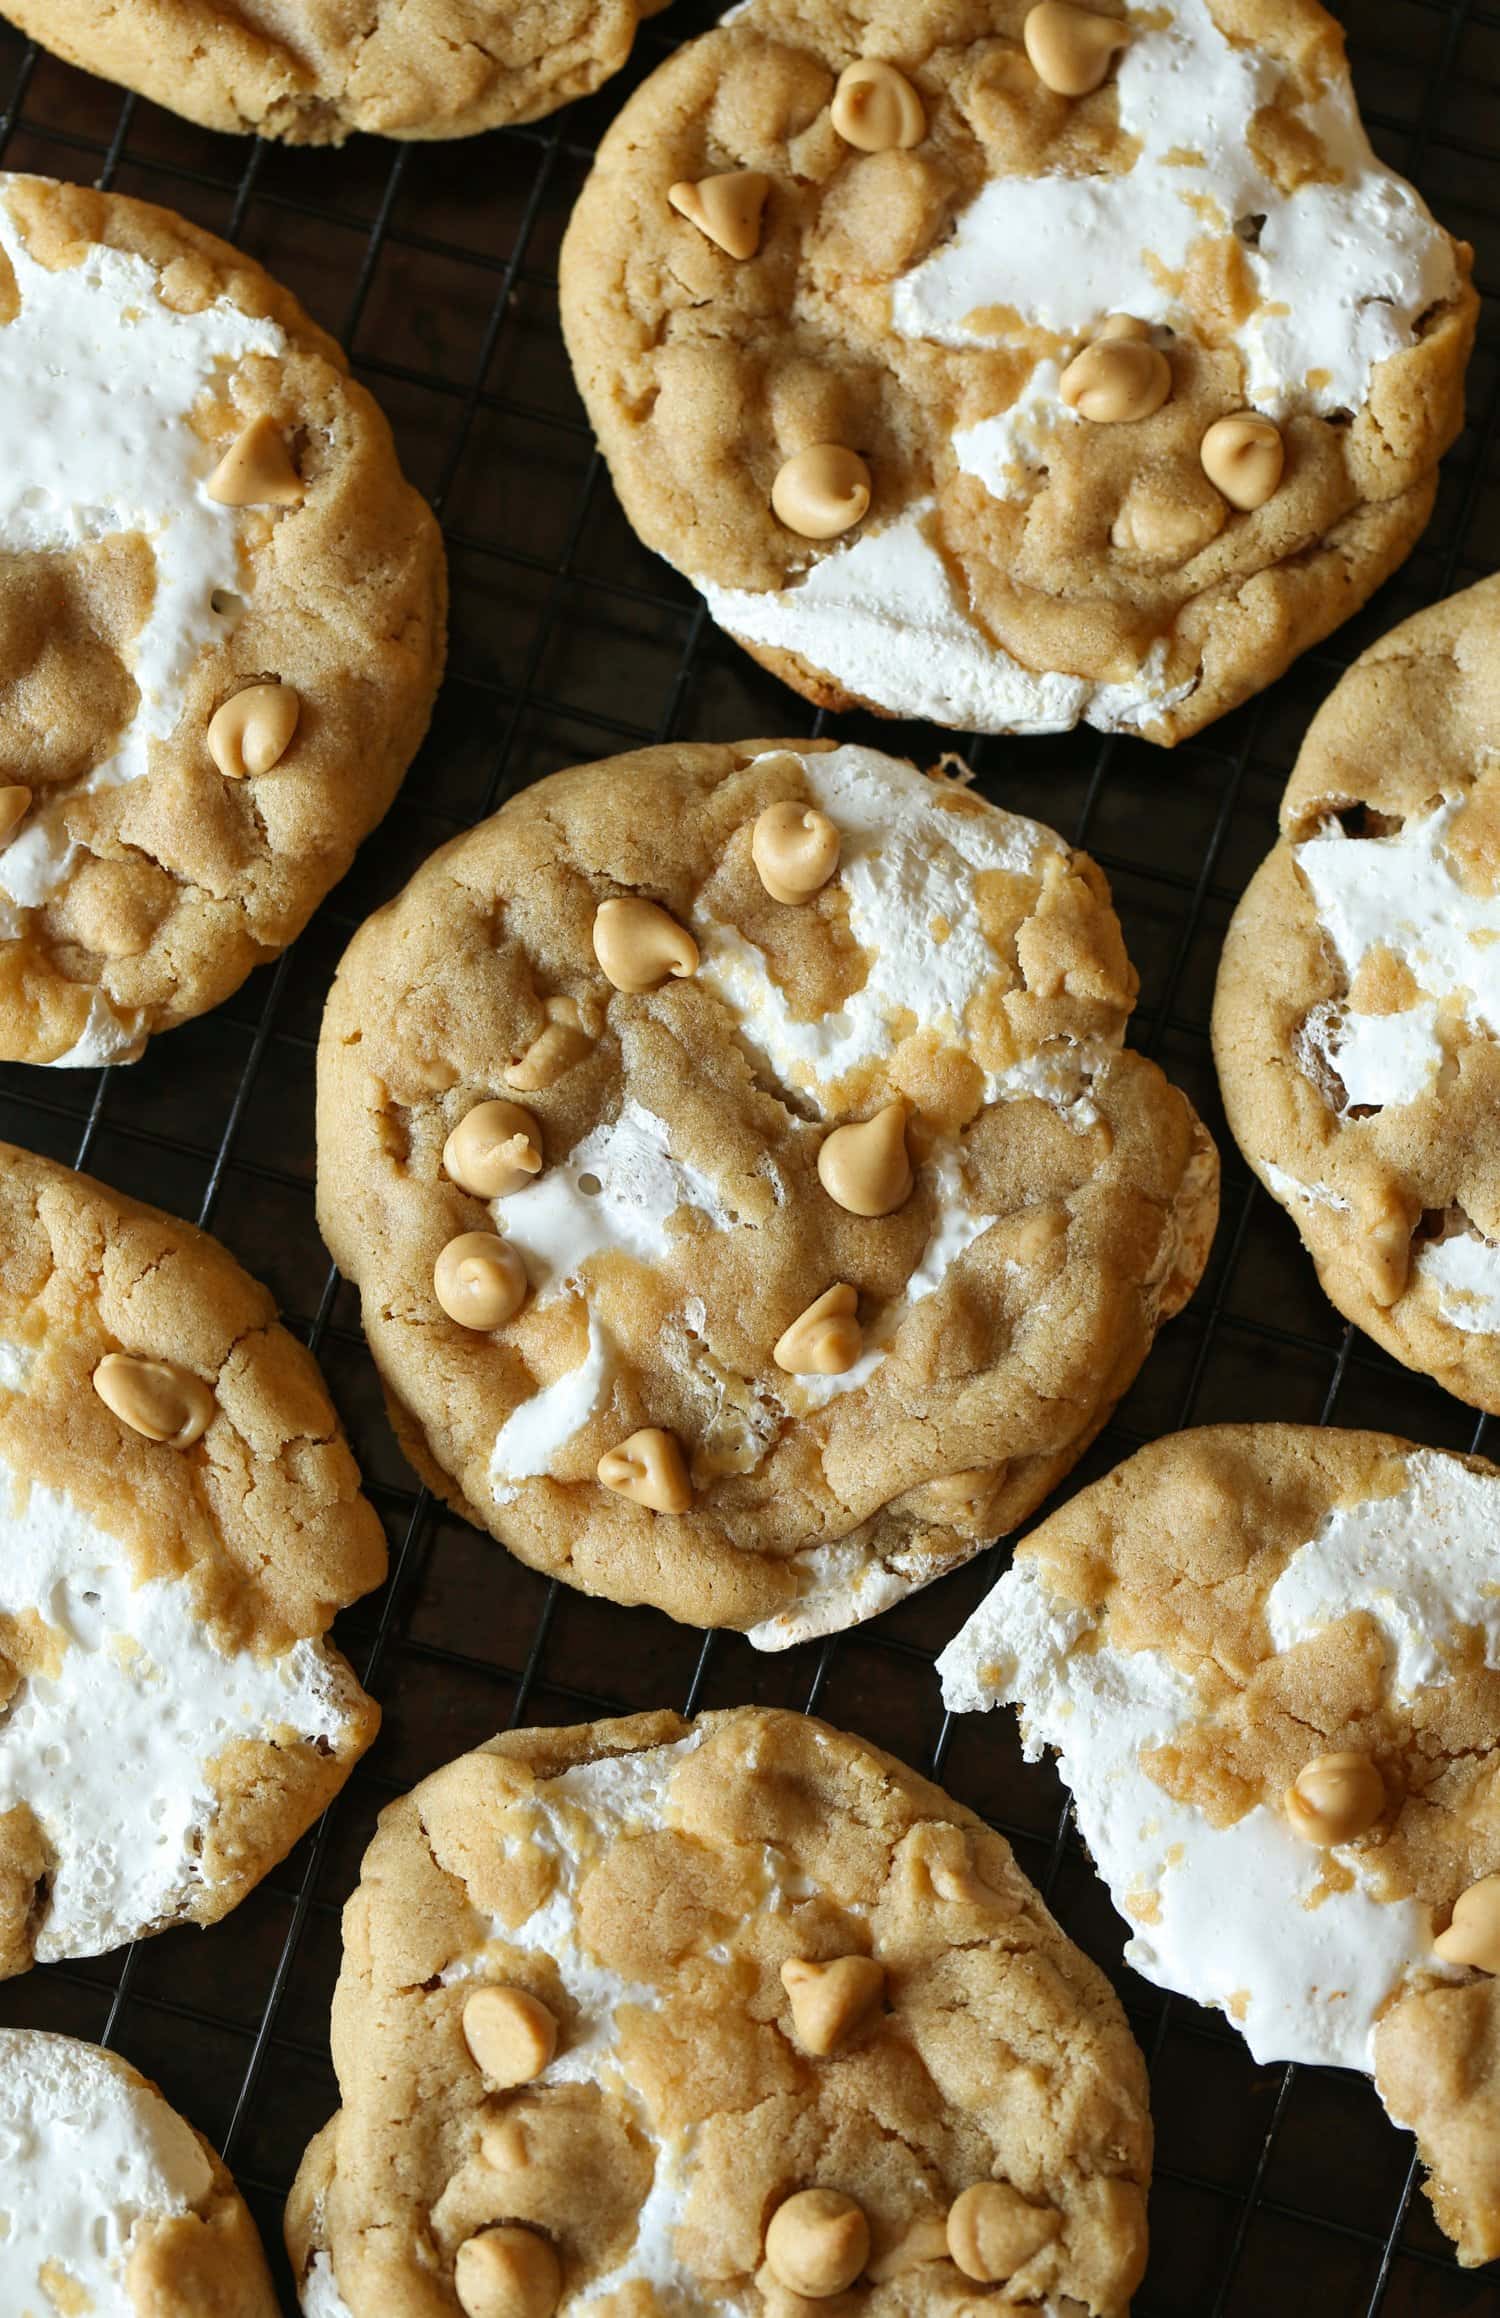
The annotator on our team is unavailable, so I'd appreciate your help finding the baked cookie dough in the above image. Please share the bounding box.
[0,2029,279,2317]
[939,1425,1500,2266]
[316,738,1217,1645]
[0,172,445,1067]
[1215,574,1500,1413]
[0,0,667,142]
[0,1140,384,1975]
[560,0,1476,744]
[285,1706,1153,2318]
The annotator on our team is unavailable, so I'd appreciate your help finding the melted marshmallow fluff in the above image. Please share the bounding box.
[0,1444,358,1959]
[1294,800,1500,1109]
[0,179,287,1061]
[430,1736,753,2317]
[0,2031,215,2317]
[893,0,1455,415]
[940,1449,1500,2071]
[699,746,1046,1108]
[697,1,1456,730]
[700,505,1194,738]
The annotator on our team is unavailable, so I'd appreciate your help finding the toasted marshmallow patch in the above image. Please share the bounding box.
[0,2030,215,2316]
[940,1447,1500,2071]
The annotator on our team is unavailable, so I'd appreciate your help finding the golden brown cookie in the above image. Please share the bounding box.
[939,1424,1500,2266]
[0,0,667,141]
[315,738,1217,1645]
[0,2029,279,2315]
[285,1707,1153,2318]
[1213,574,1500,1413]
[0,172,446,1066]
[0,1139,385,1974]
[559,0,1476,744]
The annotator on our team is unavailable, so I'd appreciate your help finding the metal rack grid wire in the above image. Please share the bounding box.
[0,3,1497,2310]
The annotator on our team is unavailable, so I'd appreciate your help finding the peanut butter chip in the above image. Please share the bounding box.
[780,1955,885,2054]
[817,1102,913,1217]
[751,801,841,903]
[444,1100,544,1199]
[92,1353,215,1448]
[462,1986,558,2087]
[667,169,771,260]
[1060,335,1172,423]
[1433,1874,1500,1973]
[830,59,927,152]
[597,1427,693,1513]
[1284,1751,1385,1846]
[205,414,303,508]
[773,1284,863,1375]
[505,997,592,1092]
[771,445,872,540]
[0,784,31,845]
[592,897,699,992]
[1023,2,1130,96]
[434,1233,528,1331]
[946,2183,1061,2284]
[207,682,300,780]
[1200,411,1286,510]
[764,2189,870,2298]
[454,2225,561,2318]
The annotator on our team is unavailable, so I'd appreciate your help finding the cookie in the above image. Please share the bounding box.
[316,738,1217,1645]
[938,1425,1500,2266]
[0,1140,384,1974]
[0,0,668,142]
[559,0,1476,745]
[285,1705,1153,2318]
[1214,574,1500,1413]
[0,172,445,1067]
[0,2029,279,2316]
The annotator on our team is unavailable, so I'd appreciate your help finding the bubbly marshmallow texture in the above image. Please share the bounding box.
[0,2030,214,2316]
[0,177,286,1057]
[1294,799,1500,1109]
[0,1442,354,1960]
[492,1099,734,1293]
[697,1,1458,732]
[939,1450,1500,2072]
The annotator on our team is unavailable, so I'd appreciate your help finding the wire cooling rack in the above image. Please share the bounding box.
[0,4,1496,2310]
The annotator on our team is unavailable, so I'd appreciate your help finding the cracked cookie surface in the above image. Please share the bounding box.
[0,172,445,1066]
[315,738,1217,1645]
[0,1139,385,1975]
[0,2028,279,2317]
[0,1,666,142]
[285,1705,1153,2318]
[1214,573,1500,1413]
[560,0,1475,744]
[939,1423,1500,2266]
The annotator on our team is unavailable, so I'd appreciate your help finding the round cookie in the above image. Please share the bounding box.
[316,738,1218,1645]
[560,0,1476,745]
[0,0,668,142]
[0,1139,385,1973]
[1214,574,1500,1412]
[0,2030,279,2316]
[285,1705,1153,2317]
[0,172,446,1067]
[938,1424,1500,2267]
